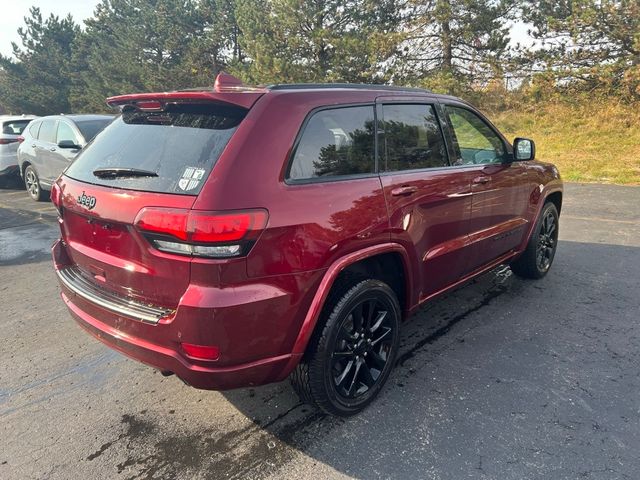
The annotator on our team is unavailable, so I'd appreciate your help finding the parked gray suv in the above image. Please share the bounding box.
[18,114,113,200]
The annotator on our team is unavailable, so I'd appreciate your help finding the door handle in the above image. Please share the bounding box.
[473,176,491,184]
[391,185,418,196]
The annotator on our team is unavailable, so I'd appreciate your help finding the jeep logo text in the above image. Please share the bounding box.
[77,192,97,210]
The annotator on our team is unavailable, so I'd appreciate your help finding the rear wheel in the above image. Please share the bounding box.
[511,202,559,279]
[24,166,44,202]
[291,278,400,416]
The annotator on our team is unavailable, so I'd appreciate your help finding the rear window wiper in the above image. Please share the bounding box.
[93,167,159,179]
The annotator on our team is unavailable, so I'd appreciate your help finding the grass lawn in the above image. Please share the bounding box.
[488,100,640,185]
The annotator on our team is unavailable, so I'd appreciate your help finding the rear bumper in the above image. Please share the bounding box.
[52,239,310,390]
[62,291,299,389]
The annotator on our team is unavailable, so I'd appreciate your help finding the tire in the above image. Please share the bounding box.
[511,202,559,279]
[24,165,44,202]
[291,278,401,416]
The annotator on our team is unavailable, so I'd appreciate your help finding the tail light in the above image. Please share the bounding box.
[134,208,268,258]
[0,138,18,145]
[17,136,25,144]
[50,182,63,216]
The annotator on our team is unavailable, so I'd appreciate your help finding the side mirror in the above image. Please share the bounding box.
[513,137,535,161]
[58,140,81,149]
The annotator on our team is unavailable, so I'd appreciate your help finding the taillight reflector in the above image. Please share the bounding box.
[0,138,18,145]
[181,343,220,361]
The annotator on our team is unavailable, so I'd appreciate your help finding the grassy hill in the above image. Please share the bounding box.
[489,101,640,185]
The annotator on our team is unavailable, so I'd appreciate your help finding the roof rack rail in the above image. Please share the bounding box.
[268,83,432,93]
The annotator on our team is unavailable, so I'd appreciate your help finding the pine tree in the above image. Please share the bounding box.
[0,7,79,115]
[523,0,640,98]
[398,0,516,94]
[70,0,234,111]
[233,0,402,84]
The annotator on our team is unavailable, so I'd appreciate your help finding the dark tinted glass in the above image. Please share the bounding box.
[64,104,246,195]
[76,119,112,142]
[288,106,375,181]
[39,120,57,143]
[381,104,448,171]
[444,106,505,165]
[2,120,30,135]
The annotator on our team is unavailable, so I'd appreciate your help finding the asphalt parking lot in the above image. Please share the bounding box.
[1,179,639,480]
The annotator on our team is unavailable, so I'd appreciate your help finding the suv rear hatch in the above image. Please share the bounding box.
[55,87,264,316]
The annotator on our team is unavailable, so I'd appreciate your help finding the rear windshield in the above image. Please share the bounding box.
[76,119,112,142]
[64,103,246,195]
[2,120,31,135]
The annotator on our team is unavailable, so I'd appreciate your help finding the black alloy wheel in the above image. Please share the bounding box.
[291,278,401,416]
[511,202,559,279]
[331,297,395,400]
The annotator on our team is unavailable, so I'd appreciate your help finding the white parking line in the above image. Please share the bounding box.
[563,215,638,225]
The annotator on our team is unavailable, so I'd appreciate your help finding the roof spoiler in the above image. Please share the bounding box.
[106,73,266,111]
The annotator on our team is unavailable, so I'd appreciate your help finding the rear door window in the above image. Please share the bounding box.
[29,121,41,139]
[287,105,375,181]
[64,104,246,195]
[381,104,448,171]
[38,120,57,144]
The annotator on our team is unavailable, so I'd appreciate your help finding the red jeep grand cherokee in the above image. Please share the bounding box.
[51,74,562,416]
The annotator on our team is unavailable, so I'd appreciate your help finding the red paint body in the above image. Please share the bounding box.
[52,84,563,390]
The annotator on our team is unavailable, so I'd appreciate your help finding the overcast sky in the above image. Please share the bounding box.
[0,1,99,57]
[1,1,534,59]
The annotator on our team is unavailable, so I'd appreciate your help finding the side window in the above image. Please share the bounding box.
[287,106,375,181]
[38,120,58,144]
[29,121,41,139]
[57,122,79,144]
[444,106,505,165]
[381,104,448,171]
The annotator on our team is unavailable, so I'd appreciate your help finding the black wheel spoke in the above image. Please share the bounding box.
[370,311,387,333]
[365,300,375,330]
[335,359,355,387]
[346,359,363,397]
[371,327,391,347]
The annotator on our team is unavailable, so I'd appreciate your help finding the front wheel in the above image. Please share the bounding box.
[291,279,400,416]
[511,202,559,279]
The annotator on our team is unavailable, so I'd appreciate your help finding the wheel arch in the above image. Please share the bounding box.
[290,243,412,359]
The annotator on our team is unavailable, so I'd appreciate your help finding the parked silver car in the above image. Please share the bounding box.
[18,114,113,200]
[0,115,38,179]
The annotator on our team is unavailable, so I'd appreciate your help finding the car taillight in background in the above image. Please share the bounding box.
[0,138,19,145]
[134,208,268,258]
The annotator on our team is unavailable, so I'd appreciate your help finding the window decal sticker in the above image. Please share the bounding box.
[178,167,206,191]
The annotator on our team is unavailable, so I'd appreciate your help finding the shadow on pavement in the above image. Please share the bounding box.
[216,240,640,479]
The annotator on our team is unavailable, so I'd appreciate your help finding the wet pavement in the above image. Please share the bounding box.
[1,181,639,479]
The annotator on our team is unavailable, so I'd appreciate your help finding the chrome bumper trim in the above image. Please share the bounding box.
[56,266,174,324]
